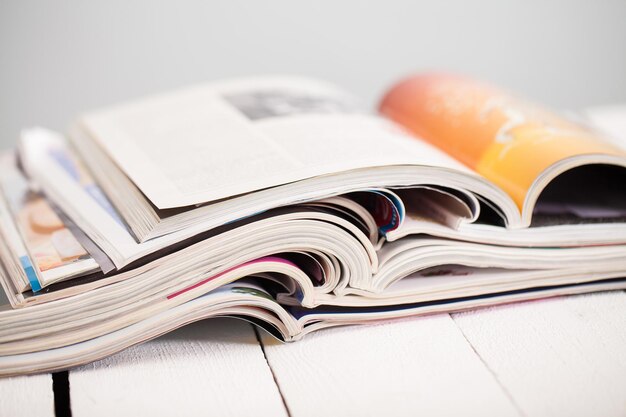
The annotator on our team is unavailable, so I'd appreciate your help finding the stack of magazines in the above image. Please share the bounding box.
[1,73,625,376]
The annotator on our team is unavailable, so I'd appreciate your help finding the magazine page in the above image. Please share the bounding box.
[78,76,469,209]
[0,153,99,290]
[379,73,626,213]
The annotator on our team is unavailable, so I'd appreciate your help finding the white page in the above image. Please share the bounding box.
[80,76,468,209]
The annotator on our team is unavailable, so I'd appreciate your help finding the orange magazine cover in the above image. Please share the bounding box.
[380,73,626,212]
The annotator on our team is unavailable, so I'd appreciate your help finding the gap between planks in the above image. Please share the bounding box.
[450,290,626,417]
[258,291,626,417]
[2,291,625,417]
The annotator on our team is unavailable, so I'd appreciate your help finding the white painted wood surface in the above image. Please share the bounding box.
[260,314,520,417]
[452,291,626,417]
[2,292,624,416]
[0,374,54,417]
[69,318,288,417]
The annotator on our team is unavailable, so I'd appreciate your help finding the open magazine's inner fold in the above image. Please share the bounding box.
[532,163,626,226]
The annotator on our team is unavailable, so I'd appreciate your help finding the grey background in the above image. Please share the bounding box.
[1,0,625,150]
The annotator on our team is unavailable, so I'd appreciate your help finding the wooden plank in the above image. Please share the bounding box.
[452,291,626,417]
[0,374,55,416]
[0,283,55,416]
[260,313,520,417]
[70,318,288,417]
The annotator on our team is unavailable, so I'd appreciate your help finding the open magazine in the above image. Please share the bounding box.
[1,73,625,376]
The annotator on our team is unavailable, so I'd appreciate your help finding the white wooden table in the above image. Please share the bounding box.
[1,290,625,417]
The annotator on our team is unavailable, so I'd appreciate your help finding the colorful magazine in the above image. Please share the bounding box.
[1,73,625,376]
